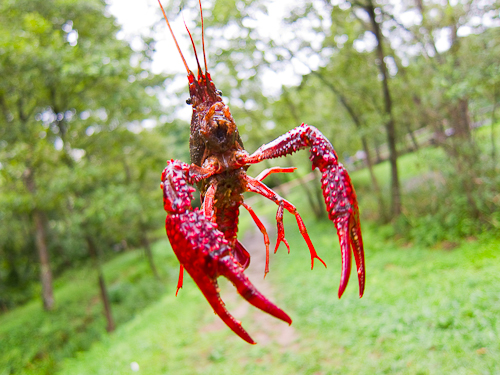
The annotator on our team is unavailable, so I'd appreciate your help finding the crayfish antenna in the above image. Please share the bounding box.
[183,18,203,78]
[157,0,191,75]
[198,0,209,80]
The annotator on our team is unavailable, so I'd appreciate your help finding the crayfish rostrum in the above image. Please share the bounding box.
[158,0,365,344]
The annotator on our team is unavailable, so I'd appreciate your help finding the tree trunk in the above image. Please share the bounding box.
[374,139,382,163]
[404,120,420,152]
[86,236,115,332]
[450,98,472,141]
[141,231,160,279]
[296,172,325,219]
[23,167,54,310]
[365,0,402,218]
[34,210,54,310]
[491,90,498,162]
[312,170,326,217]
[98,274,115,332]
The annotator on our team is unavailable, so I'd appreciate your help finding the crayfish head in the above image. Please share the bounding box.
[202,102,239,154]
[186,71,222,108]
[187,72,243,158]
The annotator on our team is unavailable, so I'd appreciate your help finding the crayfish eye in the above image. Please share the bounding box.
[186,97,192,105]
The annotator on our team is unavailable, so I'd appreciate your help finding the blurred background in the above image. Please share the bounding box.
[1,0,499,374]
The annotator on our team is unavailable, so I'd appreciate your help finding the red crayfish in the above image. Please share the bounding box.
[158,0,365,344]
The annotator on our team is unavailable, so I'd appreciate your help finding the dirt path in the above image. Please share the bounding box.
[201,220,298,348]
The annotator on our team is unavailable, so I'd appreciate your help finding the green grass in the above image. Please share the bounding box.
[52,222,500,375]
[271,222,500,374]
[0,241,179,375]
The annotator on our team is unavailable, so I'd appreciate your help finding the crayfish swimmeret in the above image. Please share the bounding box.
[158,0,365,344]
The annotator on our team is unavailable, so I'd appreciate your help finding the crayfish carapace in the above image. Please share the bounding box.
[158,0,365,344]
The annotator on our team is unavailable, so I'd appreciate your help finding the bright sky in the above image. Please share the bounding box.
[104,0,438,93]
[106,0,498,73]
[105,0,499,120]
[105,0,304,119]
[105,0,298,76]
[106,0,217,120]
[106,0,183,75]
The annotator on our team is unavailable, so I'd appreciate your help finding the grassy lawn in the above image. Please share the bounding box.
[53,219,499,375]
[0,240,180,375]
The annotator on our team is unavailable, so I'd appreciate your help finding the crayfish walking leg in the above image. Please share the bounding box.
[161,160,291,344]
[240,124,366,298]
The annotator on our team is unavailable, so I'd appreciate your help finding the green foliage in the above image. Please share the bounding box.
[0,0,172,308]
[347,134,500,246]
[157,0,500,233]
[395,127,500,246]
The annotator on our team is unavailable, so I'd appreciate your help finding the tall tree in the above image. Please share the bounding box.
[0,0,164,310]
[359,0,401,217]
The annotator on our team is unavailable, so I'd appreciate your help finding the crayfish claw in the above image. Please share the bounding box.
[162,160,292,343]
[175,264,184,296]
[167,212,259,344]
[349,214,365,298]
[240,125,366,298]
[335,215,352,298]
[165,203,290,342]
[218,255,292,326]
[195,272,256,345]
[321,163,365,298]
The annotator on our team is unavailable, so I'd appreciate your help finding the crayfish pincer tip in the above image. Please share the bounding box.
[359,288,365,299]
[337,287,346,299]
[238,332,256,345]
[237,331,256,345]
